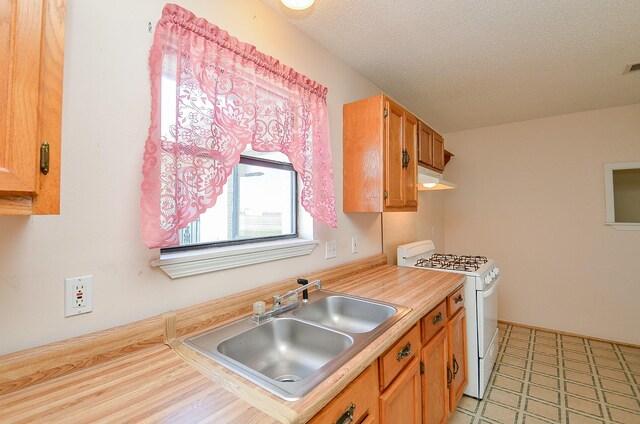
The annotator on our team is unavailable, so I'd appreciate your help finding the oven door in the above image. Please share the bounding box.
[477,275,501,358]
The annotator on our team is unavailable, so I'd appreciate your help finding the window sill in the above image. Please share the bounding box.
[151,238,319,279]
[604,222,640,231]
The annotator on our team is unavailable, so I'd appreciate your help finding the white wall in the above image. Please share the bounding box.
[382,190,446,264]
[0,0,383,355]
[444,104,640,345]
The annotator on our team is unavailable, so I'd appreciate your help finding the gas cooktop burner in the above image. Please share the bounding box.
[415,253,488,271]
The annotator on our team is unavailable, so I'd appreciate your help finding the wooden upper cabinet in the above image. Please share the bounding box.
[343,94,418,212]
[417,121,434,168]
[384,100,405,209]
[0,0,66,215]
[417,120,445,173]
[403,112,418,208]
[432,132,445,172]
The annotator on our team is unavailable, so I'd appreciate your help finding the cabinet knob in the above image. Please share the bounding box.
[335,403,356,424]
[432,312,443,325]
[454,294,463,304]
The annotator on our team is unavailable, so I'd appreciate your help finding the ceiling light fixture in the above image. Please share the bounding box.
[281,0,315,10]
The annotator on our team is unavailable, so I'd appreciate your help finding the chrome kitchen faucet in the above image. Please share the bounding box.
[252,279,322,324]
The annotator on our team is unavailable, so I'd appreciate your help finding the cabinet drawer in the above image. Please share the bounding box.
[308,364,377,424]
[421,301,448,343]
[447,286,465,317]
[379,325,420,390]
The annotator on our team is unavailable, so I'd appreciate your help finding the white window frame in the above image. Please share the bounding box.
[151,164,317,279]
[604,161,640,231]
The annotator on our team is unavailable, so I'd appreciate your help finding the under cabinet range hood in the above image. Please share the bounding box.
[418,166,457,190]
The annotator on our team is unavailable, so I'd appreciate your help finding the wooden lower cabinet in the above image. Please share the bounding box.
[308,364,378,424]
[313,289,467,424]
[379,357,422,424]
[448,308,468,412]
[420,328,449,424]
[420,294,468,423]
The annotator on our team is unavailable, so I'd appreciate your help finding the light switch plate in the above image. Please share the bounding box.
[65,275,93,317]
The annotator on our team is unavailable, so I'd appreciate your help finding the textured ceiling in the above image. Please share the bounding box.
[261,0,640,132]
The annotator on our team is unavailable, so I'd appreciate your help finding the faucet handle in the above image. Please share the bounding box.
[253,301,266,315]
[273,294,282,308]
[297,278,310,302]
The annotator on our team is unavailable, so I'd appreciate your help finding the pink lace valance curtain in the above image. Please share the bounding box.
[140,4,337,248]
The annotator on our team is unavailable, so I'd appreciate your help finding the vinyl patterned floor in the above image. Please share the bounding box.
[450,323,640,424]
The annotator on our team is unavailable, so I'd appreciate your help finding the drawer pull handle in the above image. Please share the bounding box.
[447,363,453,388]
[454,294,463,304]
[452,354,460,378]
[432,312,443,325]
[335,403,356,424]
[396,341,412,361]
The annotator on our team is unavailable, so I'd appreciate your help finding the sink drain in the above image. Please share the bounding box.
[274,374,302,383]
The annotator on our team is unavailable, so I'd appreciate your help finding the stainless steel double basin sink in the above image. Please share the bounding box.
[184,290,410,400]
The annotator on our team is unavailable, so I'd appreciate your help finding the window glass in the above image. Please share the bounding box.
[613,168,640,223]
[174,151,297,248]
[604,162,640,227]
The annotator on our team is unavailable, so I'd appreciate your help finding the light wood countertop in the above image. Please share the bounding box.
[0,257,464,423]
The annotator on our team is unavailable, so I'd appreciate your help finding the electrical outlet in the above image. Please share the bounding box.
[351,236,358,254]
[325,240,337,259]
[65,275,93,317]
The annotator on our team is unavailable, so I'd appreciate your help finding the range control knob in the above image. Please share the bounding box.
[484,275,491,285]
[494,267,500,276]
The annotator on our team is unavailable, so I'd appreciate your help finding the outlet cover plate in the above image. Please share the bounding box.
[351,237,358,254]
[65,275,93,317]
[325,240,337,259]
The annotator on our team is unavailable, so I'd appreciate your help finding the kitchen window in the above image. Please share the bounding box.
[164,148,298,250]
[143,5,335,277]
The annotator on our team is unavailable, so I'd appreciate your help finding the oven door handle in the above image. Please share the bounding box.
[482,275,502,298]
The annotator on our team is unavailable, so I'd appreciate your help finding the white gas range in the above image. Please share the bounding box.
[397,240,502,399]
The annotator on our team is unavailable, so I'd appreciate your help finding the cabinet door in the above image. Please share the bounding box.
[0,0,65,215]
[380,357,421,424]
[421,329,449,424]
[432,133,445,172]
[403,113,418,208]
[384,99,405,209]
[417,121,434,168]
[448,308,468,412]
[0,0,44,195]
